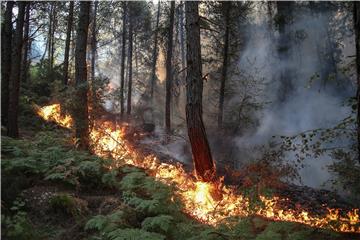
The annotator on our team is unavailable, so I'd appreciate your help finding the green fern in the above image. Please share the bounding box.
[106,228,165,240]
[141,215,174,234]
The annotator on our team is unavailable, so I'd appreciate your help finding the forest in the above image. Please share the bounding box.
[1,1,360,239]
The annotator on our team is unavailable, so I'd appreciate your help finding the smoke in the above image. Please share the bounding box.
[230,4,356,189]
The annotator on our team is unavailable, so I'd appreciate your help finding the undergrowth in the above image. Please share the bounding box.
[1,130,348,240]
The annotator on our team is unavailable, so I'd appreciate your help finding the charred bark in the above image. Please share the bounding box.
[7,2,26,138]
[185,1,215,182]
[218,2,230,129]
[63,1,74,85]
[74,1,91,150]
[150,1,161,99]
[1,1,14,126]
[165,1,175,133]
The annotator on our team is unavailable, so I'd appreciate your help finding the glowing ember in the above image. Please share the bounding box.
[36,104,360,233]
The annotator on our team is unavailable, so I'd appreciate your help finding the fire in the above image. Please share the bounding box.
[36,104,72,128]
[36,104,360,233]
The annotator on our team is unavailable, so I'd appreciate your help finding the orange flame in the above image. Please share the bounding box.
[37,104,360,233]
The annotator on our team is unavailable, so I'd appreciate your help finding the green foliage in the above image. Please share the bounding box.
[49,193,88,217]
[2,131,115,189]
[2,199,41,240]
[141,215,174,234]
[107,228,165,240]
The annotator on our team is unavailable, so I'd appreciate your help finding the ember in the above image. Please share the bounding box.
[37,103,360,233]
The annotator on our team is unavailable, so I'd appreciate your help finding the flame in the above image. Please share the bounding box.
[37,104,360,233]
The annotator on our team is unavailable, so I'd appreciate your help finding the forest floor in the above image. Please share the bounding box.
[1,123,360,240]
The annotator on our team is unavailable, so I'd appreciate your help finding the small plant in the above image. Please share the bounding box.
[49,193,88,217]
[2,199,40,240]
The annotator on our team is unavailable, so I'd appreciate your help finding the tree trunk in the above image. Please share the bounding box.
[354,1,360,162]
[1,1,14,126]
[127,9,133,116]
[50,3,57,70]
[20,3,31,84]
[7,2,26,138]
[165,1,175,133]
[150,1,161,99]
[185,1,215,182]
[179,1,186,77]
[63,1,74,85]
[218,2,230,129]
[276,1,294,103]
[91,1,98,107]
[120,2,127,116]
[74,1,91,150]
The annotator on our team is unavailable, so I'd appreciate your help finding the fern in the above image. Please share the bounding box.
[141,215,174,234]
[106,228,165,240]
[85,215,108,231]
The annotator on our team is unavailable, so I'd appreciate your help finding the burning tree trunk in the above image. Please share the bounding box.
[1,1,14,126]
[218,2,231,129]
[185,1,215,182]
[120,2,127,117]
[63,1,74,85]
[165,1,175,133]
[354,1,360,162]
[127,8,133,116]
[150,1,161,99]
[7,2,26,138]
[74,1,91,150]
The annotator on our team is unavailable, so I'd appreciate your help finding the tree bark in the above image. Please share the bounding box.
[127,9,133,116]
[74,1,91,150]
[150,1,161,99]
[63,1,74,85]
[1,1,14,126]
[120,2,127,116]
[276,1,294,103]
[20,3,31,84]
[354,1,360,162]
[185,1,215,182]
[91,1,98,107]
[218,2,230,129]
[179,1,186,78]
[165,1,175,133]
[7,2,26,138]
[49,3,57,70]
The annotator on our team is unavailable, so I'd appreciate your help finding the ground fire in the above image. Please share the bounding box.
[36,103,360,233]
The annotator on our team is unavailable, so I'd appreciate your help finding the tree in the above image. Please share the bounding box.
[150,1,161,99]
[120,2,127,116]
[20,3,31,84]
[90,0,99,111]
[127,3,134,116]
[354,1,360,161]
[74,1,91,150]
[165,1,175,133]
[7,2,27,138]
[185,1,215,182]
[63,1,74,85]
[276,1,294,103]
[1,1,14,126]
[217,2,230,129]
